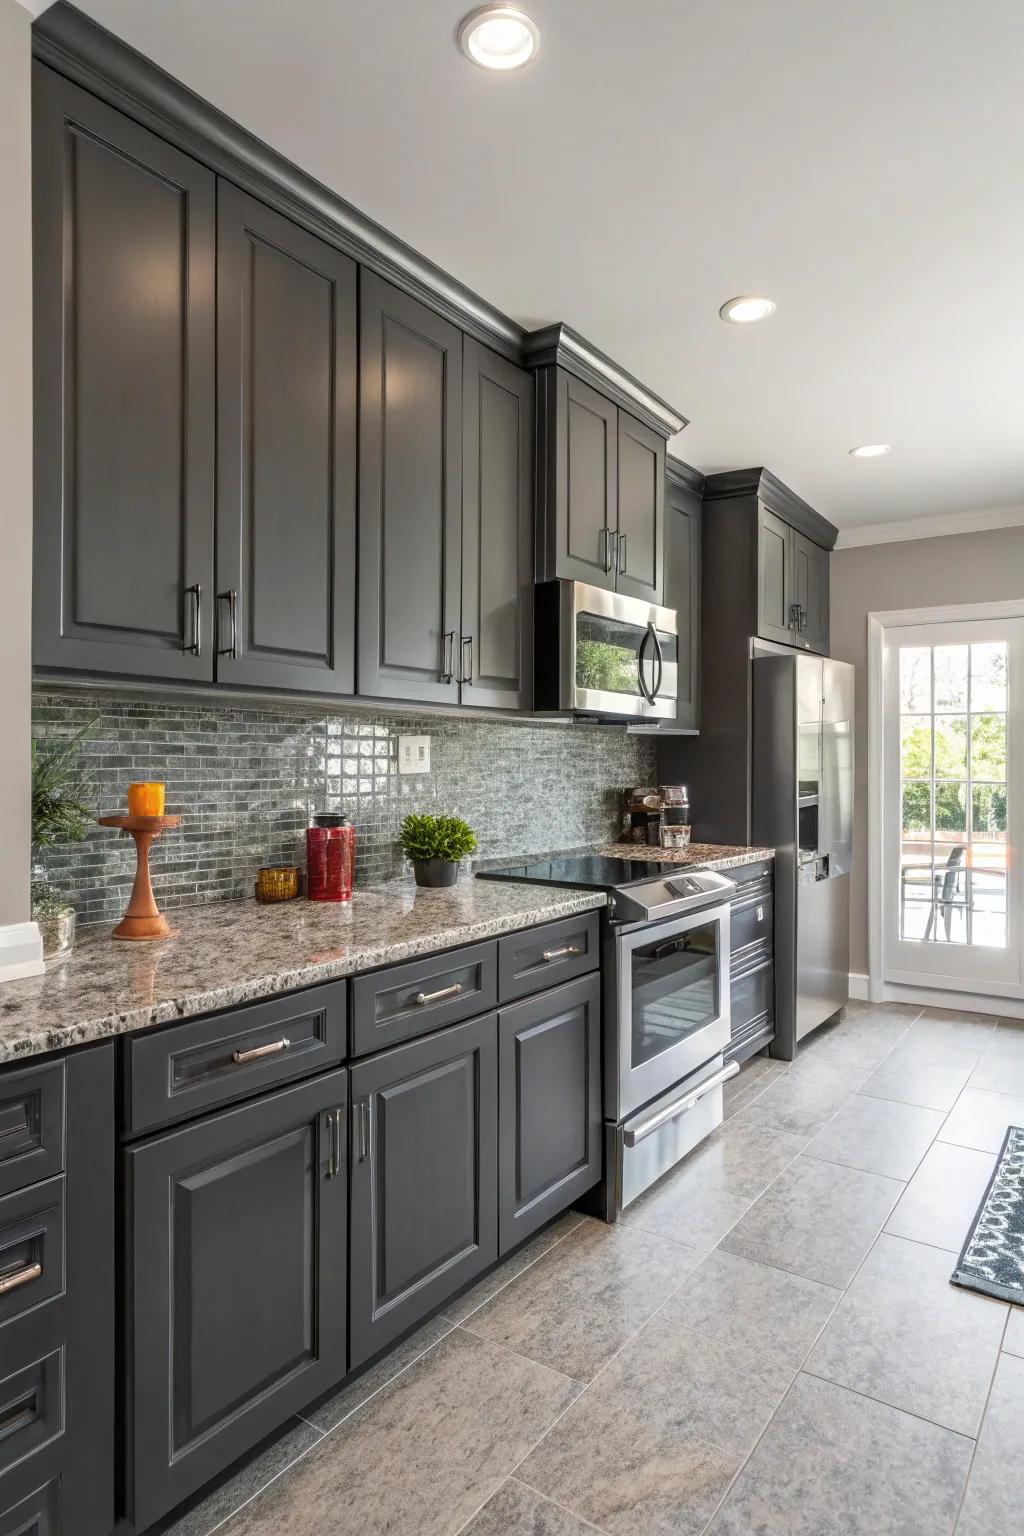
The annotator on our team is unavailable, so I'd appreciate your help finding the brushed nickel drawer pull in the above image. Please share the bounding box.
[232,1037,290,1064]
[542,944,581,962]
[413,982,463,1006]
[0,1262,42,1297]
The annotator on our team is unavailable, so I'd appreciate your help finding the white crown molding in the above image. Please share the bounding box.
[0,921,44,982]
[835,502,1024,550]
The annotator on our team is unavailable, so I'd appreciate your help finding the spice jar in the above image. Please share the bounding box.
[306,815,355,903]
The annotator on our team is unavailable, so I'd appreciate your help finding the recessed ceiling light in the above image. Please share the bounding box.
[719,295,776,324]
[458,5,540,71]
[849,443,891,458]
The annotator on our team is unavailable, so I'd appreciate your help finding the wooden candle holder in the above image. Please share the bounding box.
[98,814,181,941]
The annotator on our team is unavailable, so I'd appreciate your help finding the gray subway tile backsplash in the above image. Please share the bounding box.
[32,692,655,925]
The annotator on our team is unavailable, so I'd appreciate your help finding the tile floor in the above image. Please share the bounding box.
[165,1002,1024,1536]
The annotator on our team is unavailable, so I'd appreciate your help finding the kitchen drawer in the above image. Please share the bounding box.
[0,1475,60,1536]
[497,912,600,1003]
[728,858,774,892]
[728,961,775,1063]
[0,1179,64,1332]
[0,1313,64,1482]
[351,943,497,1057]
[730,888,773,971]
[0,1064,64,1200]
[123,982,346,1135]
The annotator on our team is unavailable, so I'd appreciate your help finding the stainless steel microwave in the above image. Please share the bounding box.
[535,580,678,720]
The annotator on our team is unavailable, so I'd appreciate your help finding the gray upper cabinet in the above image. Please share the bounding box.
[32,64,216,680]
[215,183,357,693]
[664,463,702,731]
[791,529,829,654]
[461,341,534,709]
[358,273,463,705]
[615,412,665,603]
[757,506,795,647]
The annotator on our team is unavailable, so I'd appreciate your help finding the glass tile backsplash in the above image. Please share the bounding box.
[32,692,655,925]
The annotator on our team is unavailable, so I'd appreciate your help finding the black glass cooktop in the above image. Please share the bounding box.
[477,854,675,891]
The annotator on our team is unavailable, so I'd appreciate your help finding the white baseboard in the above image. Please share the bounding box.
[0,921,44,982]
[848,973,870,1001]
[854,974,1024,1020]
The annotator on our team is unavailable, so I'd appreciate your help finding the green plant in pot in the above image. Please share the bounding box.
[31,720,95,963]
[399,813,478,889]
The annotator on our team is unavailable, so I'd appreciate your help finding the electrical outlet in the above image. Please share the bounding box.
[398,735,431,774]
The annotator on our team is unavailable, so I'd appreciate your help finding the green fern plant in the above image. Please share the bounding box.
[31,719,96,854]
[399,812,478,864]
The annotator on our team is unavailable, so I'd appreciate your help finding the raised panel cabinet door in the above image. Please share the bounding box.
[790,530,829,655]
[615,412,665,602]
[127,1069,348,1531]
[461,340,534,709]
[664,479,702,731]
[216,183,357,693]
[556,371,618,587]
[757,506,795,646]
[349,1015,497,1367]
[358,273,462,704]
[497,973,601,1254]
[32,64,215,680]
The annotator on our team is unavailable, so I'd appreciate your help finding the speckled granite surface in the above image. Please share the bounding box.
[598,842,775,871]
[0,880,605,1064]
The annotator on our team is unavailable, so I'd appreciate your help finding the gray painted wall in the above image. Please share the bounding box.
[0,0,33,929]
[33,691,655,925]
[830,525,1024,976]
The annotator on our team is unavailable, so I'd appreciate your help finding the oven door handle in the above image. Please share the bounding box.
[622,1061,739,1147]
[637,624,656,704]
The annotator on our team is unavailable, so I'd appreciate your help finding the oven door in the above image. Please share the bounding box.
[610,902,732,1119]
[570,583,678,720]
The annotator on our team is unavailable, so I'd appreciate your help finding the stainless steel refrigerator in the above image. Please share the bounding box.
[751,654,854,1058]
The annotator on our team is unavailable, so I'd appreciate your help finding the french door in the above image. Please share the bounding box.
[883,617,1024,990]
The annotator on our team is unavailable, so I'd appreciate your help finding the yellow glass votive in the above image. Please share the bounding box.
[127,781,166,817]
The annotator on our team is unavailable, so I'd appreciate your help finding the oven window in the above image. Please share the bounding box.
[576,610,677,697]
[630,922,720,1067]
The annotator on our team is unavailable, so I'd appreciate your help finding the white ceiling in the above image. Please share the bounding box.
[73,0,1024,530]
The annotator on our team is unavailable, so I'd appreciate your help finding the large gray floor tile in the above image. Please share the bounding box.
[722,1057,787,1121]
[519,1315,794,1536]
[805,1233,1006,1435]
[709,1373,973,1536]
[955,1352,1024,1536]
[860,1049,974,1113]
[620,1116,807,1250]
[969,1026,1024,1096]
[304,1314,453,1432]
[162,1418,323,1536]
[218,1329,579,1536]
[805,1093,942,1179]
[465,1217,699,1381]
[885,1142,996,1252]
[658,1248,840,1369]
[939,1086,1024,1154]
[719,1154,903,1288]
[798,1009,915,1071]
[740,1060,867,1137]
[460,1478,604,1536]
[1001,1305,1024,1357]
[442,1212,584,1324]
[903,1011,998,1065]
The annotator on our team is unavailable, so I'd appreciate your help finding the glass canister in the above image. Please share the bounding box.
[306,815,355,902]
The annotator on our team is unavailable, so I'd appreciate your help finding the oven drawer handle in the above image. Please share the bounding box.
[414,981,463,1006]
[622,1062,740,1148]
[232,1037,290,1064]
[0,1262,42,1297]
[541,944,581,962]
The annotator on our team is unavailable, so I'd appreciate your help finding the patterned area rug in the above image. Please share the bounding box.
[951,1125,1024,1305]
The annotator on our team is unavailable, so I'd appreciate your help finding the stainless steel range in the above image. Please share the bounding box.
[478,855,737,1218]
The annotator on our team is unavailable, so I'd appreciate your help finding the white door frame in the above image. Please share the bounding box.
[867,598,1024,1009]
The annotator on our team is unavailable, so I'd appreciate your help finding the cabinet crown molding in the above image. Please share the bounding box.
[666,454,705,495]
[523,324,688,441]
[703,466,838,550]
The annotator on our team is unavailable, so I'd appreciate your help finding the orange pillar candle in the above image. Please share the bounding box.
[127,781,166,816]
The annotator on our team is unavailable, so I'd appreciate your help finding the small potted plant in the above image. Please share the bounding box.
[31,720,95,962]
[399,812,478,889]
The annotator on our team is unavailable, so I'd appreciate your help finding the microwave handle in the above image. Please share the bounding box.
[648,622,664,701]
[636,625,655,704]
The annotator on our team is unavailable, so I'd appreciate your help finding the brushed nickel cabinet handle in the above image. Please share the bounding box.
[232,1037,290,1064]
[0,1262,42,1297]
[184,583,202,655]
[460,635,473,686]
[413,982,463,1006]
[756,905,765,922]
[325,1110,338,1178]
[617,533,627,576]
[542,944,581,962]
[358,1100,371,1162]
[441,630,455,683]
[217,589,238,657]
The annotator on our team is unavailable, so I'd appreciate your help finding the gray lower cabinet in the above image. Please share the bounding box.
[32,64,216,681]
[664,462,702,731]
[126,1069,347,1531]
[358,273,463,705]
[349,1015,498,1368]
[498,973,601,1254]
[0,1476,60,1536]
[215,183,358,693]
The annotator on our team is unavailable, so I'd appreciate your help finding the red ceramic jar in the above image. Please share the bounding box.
[306,815,355,902]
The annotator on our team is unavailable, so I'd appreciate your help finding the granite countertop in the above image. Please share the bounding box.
[598,841,774,871]
[0,879,605,1065]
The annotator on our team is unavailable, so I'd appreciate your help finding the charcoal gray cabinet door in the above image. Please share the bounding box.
[215,184,357,693]
[358,273,462,704]
[552,371,619,587]
[349,1015,497,1367]
[498,974,601,1254]
[757,506,795,646]
[126,1070,347,1531]
[461,341,534,709]
[32,65,215,680]
[664,477,702,731]
[791,530,829,655]
[615,412,665,603]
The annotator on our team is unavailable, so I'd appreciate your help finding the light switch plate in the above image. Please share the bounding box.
[398,735,431,774]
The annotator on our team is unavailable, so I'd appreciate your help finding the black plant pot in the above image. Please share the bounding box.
[412,858,460,889]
